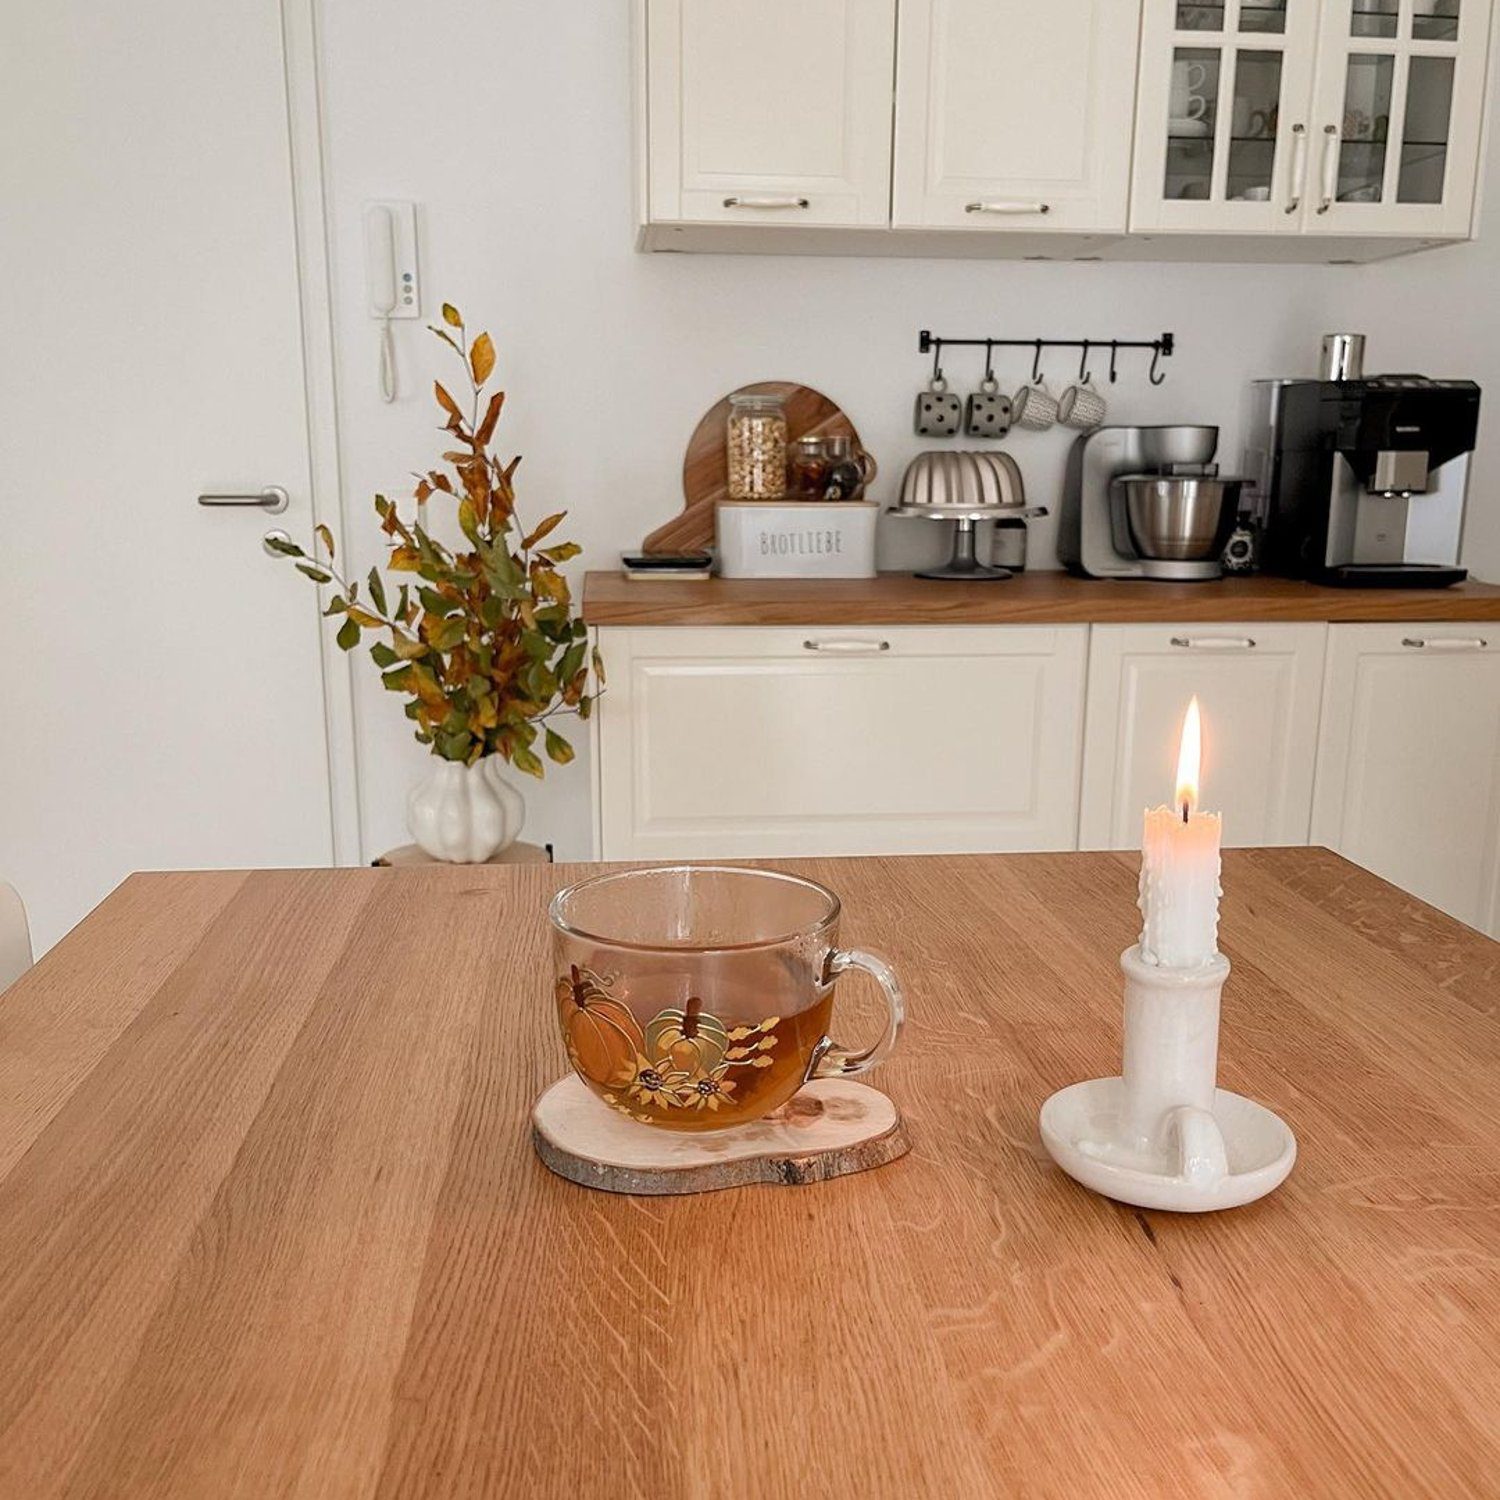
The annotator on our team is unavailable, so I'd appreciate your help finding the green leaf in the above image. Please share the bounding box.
[264,534,304,558]
[367,567,388,616]
[369,641,399,668]
[558,641,586,684]
[578,695,593,721]
[544,728,575,765]
[457,499,481,545]
[336,616,360,651]
[429,617,467,651]
[296,563,333,584]
[314,524,335,560]
[381,665,413,692]
[419,587,459,616]
[512,745,544,779]
[323,595,348,616]
[540,541,581,565]
[591,645,606,687]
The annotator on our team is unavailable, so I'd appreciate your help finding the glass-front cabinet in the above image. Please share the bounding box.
[1131,0,1493,237]
[1309,0,1489,233]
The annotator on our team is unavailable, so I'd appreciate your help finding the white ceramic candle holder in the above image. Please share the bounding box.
[1039,946,1296,1212]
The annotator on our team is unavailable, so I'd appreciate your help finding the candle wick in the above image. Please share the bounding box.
[1181,800,1190,824]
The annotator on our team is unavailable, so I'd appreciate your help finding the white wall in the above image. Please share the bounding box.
[317,1,1499,864]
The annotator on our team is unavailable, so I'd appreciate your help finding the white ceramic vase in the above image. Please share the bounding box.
[407,758,525,863]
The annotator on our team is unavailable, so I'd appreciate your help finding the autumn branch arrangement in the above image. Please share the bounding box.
[272,305,600,775]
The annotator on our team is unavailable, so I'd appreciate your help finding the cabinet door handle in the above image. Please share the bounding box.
[1169,635,1258,650]
[802,638,891,654]
[1402,636,1489,651]
[722,195,809,210]
[965,200,1051,215]
[1316,124,1339,214]
[1285,123,1308,215]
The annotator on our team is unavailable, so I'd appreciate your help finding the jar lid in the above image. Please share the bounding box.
[729,392,785,409]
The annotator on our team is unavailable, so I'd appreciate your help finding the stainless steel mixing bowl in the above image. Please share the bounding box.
[1117,476,1246,561]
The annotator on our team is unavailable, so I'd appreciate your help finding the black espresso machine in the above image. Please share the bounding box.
[1244,375,1481,586]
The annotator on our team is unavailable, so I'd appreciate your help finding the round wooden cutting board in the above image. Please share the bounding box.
[641,381,867,555]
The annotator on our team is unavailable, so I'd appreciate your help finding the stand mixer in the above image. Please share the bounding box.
[1058,425,1246,582]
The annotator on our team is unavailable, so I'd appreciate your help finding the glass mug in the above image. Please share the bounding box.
[550,865,903,1132]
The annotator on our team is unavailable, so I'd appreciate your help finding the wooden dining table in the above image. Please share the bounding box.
[1,849,1497,1498]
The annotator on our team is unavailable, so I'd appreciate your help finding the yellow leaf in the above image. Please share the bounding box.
[441,303,462,328]
[314,524,335,560]
[388,546,421,571]
[347,607,384,628]
[521,511,565,549]
[469,331,495,386]
[434,382,462,420]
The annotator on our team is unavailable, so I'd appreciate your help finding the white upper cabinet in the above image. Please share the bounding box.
[644,0,896,227]
[1132,0,1321,231]
[1078,623,1328,850]
[892,0,1141,232]
[637,0,1495,254]
[1306,0,1490,236]
[1132,0,1493,236]
[1312,624,1500,936]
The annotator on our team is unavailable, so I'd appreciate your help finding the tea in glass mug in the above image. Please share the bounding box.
[549,865,903,1132]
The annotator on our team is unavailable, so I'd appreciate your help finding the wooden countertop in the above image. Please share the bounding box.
[3,852,1498,1497]
[584,569,1500,626]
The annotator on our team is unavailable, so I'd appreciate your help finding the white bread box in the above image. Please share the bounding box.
[715,501,878,579]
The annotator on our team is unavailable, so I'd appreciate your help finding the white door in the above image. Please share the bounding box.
[1131,0,1321,232]
[894,0,1141,232]
[1079,624,1328,850]
[595,625,1088,859]
[645,0,896,227]
[1312,625,1500,935]
[0,0,338,950]
[1302,0,1491,236]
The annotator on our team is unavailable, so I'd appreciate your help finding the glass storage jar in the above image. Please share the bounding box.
[726,393,788,500]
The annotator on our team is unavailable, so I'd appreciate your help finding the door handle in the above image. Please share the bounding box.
[1285,123,1308,214]
[198,485,289,514]
[1316,124,1339,214]
[965,200,1051,215]
[1170,636,1258,650]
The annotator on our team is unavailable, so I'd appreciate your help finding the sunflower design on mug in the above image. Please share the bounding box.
[555,973,790,1126]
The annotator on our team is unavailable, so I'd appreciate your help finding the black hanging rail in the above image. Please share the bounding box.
[918,329,1176,385]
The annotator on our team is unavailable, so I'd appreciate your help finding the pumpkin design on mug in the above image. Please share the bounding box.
[556,964,643,1085]
[555,970,781,1115]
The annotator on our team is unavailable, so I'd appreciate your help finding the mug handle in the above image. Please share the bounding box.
[809,947,905,1079]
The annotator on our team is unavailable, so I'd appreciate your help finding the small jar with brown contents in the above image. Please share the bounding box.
[726,393,788,500]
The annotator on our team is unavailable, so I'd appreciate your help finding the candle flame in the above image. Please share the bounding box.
[1176,696,1202,820]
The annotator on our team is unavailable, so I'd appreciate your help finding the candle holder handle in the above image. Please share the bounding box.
[1167,1105,1229,1188]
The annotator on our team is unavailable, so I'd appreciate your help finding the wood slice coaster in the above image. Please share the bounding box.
[641,380,866,555]
[532,1075,909,1195]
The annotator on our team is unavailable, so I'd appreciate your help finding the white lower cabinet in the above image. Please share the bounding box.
[1079,623,1328,850]
[595,625,1088,860]
[1311,624,1500,936]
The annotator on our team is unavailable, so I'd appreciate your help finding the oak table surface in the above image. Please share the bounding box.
[2,851,1497,1499]
[583,567,1500,627]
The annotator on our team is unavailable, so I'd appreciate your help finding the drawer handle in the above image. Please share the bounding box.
[1169,636,1258,650]
[1402,636,1489,651]
[723,195,810,210]
[965,200,1051,215]
[802,638,891,654]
